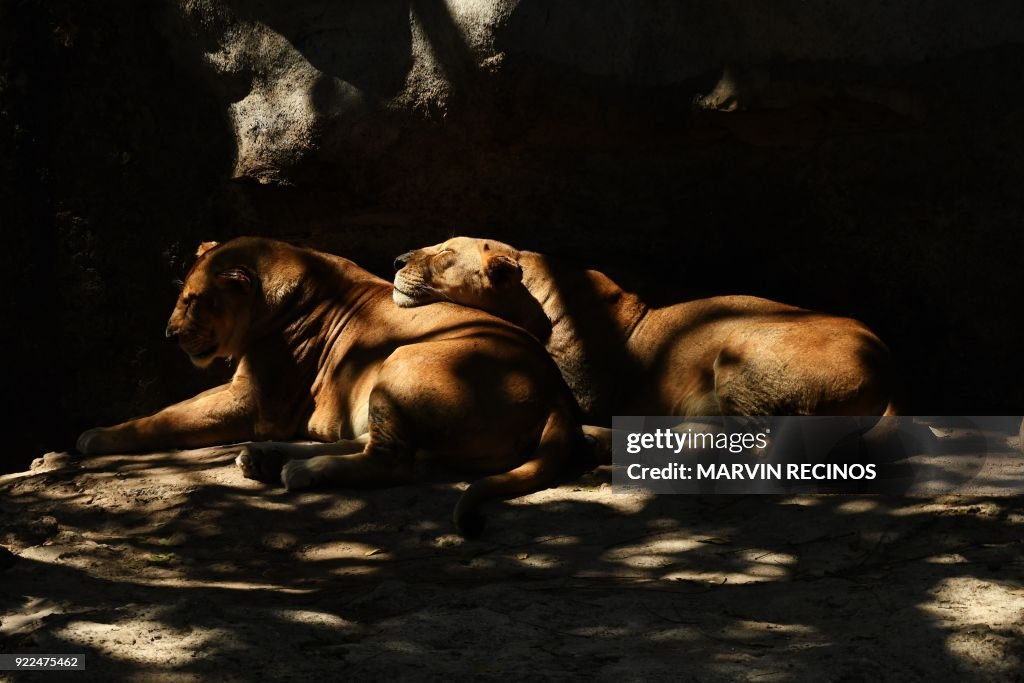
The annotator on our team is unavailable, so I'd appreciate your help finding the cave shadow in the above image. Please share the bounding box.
[2,1,240,471]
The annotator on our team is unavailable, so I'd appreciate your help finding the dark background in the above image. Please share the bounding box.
[2,0,1022,473]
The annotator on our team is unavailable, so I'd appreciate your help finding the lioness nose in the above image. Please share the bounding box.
[393,252,413,271]
[165,323,179,339]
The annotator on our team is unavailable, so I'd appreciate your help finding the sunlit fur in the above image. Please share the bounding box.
[165,243,254,368]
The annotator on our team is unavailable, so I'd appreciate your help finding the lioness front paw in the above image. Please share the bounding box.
[76,427,120,455]
[235,444,287,483]
[281,458,318,491]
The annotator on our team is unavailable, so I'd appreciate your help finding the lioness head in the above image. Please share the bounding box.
[392,237,522,309]
[166,240,260,368]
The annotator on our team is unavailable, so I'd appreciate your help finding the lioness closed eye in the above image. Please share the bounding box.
[76,237,584,536]
[393,236,895,422]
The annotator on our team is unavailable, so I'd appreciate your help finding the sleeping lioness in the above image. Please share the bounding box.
[76,237,584,536]
[393,237,895,422]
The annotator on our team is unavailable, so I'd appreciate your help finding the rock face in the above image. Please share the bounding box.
[181,0,1024,187]
[3,1,1024,469]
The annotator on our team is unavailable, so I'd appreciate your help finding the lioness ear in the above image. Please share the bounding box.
[216,267,252,291]
[485,255,522,287]
[196,241,219,258]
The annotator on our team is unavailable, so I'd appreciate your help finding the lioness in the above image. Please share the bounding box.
[76,237,584,536]
[393,237,894,421]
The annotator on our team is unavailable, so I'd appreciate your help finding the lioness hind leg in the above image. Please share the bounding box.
[236,436,368,483]
[281,384,422,490]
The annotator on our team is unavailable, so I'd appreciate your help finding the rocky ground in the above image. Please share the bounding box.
[2,431,1023,682]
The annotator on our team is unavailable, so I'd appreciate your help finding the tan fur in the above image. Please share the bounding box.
[76,237,582,536]
[393,237,893,423]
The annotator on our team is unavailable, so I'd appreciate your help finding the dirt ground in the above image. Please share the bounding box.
[2,438,1023,682]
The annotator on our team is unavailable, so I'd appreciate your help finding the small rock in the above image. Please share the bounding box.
[260,532,297,551]
[30,452,76,472]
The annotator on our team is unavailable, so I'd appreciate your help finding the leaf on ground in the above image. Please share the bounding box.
[155,533,187,547]
[146,553,177,565]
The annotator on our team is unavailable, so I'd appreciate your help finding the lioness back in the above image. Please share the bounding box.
[633,296,891,416]
[392,237,894,421]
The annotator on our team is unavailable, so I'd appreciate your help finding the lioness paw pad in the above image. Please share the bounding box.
[235,444,286,483]
[76,428,115,455]
[235,451,257,478]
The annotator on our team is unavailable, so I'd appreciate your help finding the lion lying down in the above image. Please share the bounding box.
[393,237,895,423]
[76,237,584,536]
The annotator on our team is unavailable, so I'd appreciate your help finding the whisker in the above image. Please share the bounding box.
[396,277,453,304]
[419,283,455,303]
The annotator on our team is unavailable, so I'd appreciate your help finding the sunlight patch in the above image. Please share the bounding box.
[301,542,390,562]
[738,549,798,566]
[920,577,1024,626]
[512,552,561,569]
[661,568,785,583]
[274,609,356,629]
[53,619,231,667]
[606,537,704,558]
[835,499,881,513]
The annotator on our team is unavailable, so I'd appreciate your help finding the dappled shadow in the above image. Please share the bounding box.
[3,441,1023,680]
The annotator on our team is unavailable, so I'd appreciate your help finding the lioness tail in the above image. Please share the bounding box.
[453,405,577,537]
